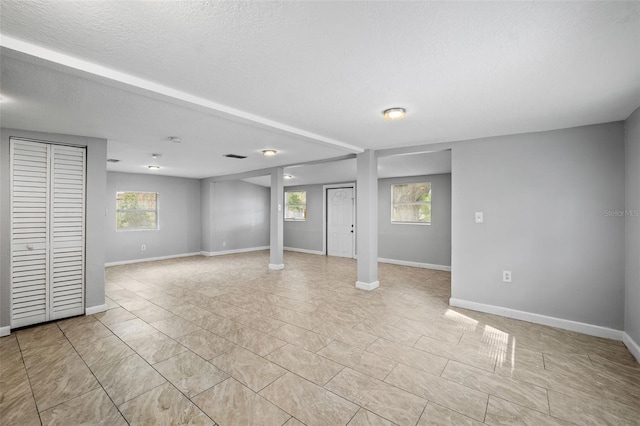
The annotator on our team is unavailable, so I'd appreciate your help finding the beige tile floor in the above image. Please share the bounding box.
[1,251,639,425]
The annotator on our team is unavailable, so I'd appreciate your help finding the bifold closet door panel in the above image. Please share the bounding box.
[10,140,50,327]
[10,139,86,327]
[50,145,86,320]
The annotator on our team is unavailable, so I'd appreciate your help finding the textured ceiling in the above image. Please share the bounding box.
[0,53,350,178]
[1,1,639,180]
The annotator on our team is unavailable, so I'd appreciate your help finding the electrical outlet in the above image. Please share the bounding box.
[223,241,226,247]
[503,270,512,283]
[141,244,146,251]
[475,212,484,223]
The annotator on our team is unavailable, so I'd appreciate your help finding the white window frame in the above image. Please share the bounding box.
[284,190,307,221]
[391,182,431,225]
[116,191,159,231]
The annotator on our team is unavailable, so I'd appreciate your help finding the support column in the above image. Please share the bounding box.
[200,179,215,254]
[269,168,284,270]
[356,149,379,290]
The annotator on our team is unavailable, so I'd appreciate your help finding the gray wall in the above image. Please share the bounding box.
[106,172,201,264]
[201,179,270,253]
[451,122,626,330]
[283,184,324,252]
[283,175,452,267]
[0,128,107,328]
[379,174,451,266]
[625,107,640,344]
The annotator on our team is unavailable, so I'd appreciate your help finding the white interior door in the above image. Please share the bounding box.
[10,139,86,327]
[327,187,354,258]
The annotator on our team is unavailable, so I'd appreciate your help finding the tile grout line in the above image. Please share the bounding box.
[56,322,131,425]
[13,332,45,424]
[105,255,637,425]
[262,369,364,422]
[118,287,362,422]
[376,362,492,424]
[92,313,221,423]
[415,401,430,426]
[482,393,490,423]
[343,408,360,426]
[545,387,552,419]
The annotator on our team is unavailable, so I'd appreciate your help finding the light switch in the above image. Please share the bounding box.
[475,212,484,223]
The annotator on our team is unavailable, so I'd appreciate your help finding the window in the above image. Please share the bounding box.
[284,191,306,221]
[391,182,431,224]
[116,192,159,231]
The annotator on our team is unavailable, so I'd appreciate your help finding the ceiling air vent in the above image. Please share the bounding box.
[223,154,247,159]
[107,158,120,163]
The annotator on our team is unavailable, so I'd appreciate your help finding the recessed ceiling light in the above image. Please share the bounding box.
[383,108,407,120]
[148,165,160,170]
[169,136,182,143]
[283,174,293,180]
[262,149,277,157]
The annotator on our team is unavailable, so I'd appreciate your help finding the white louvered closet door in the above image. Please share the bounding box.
[10,139,86,327]
[10,140,50,327]
[50,145,86,320]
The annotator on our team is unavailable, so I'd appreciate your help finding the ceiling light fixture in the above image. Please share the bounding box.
[169,136,182,143]
[262,149,277,157]
[383,108,407,120]
[283,174,293,180]
[148,165,160,170]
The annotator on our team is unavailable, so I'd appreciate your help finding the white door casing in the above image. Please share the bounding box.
[327,187,354,258]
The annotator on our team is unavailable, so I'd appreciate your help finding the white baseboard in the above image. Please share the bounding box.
[622,332,640,364]
[378,257,451,271]
[449,298,623,341]
[356,280,380,291]
[0,326,10,337]
[86,304,107,315]
[201,246,269,257]
[105,252,201,267]
[279,251,452,273]
[269,263,285,270]
[284,247,324,255]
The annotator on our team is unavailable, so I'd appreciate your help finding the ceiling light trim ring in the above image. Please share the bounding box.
[383,108,407,120]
